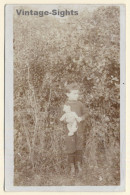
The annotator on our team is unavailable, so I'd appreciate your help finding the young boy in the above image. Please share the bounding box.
[61,83,87,175]
[60,105,82,136]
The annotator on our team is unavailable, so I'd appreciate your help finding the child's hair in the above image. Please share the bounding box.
[65,82,80,93]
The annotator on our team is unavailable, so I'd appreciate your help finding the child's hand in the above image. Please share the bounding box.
[78,117,82,123]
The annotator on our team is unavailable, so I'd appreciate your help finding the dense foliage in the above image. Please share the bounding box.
[14,6,120,185]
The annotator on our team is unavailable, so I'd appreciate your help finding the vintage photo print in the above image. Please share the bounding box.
[5,4,125,191]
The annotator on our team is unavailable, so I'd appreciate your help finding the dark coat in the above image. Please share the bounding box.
[62,100,87,154]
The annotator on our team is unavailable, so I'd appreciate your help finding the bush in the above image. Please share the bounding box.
[14,6,120,186]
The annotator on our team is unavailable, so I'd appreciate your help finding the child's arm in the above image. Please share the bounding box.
[73,112,82,123]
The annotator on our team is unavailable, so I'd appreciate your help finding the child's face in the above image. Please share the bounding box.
[66,90,79,101]
[63,105,71,112]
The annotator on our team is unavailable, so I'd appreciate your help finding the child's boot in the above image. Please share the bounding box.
[77,161,82,172]
[70,163,75,176]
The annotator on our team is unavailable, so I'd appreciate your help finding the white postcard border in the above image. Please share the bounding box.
[5,4,126,192]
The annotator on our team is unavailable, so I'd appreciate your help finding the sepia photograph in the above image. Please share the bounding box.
[5,4,125,191]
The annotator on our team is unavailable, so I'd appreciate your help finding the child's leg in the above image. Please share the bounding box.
[75,150,82,163]
[68,152,75,164]
[68,152,76,175]
[75,150,82,172]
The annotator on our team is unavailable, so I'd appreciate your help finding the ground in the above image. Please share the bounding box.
[14,149,120,186]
